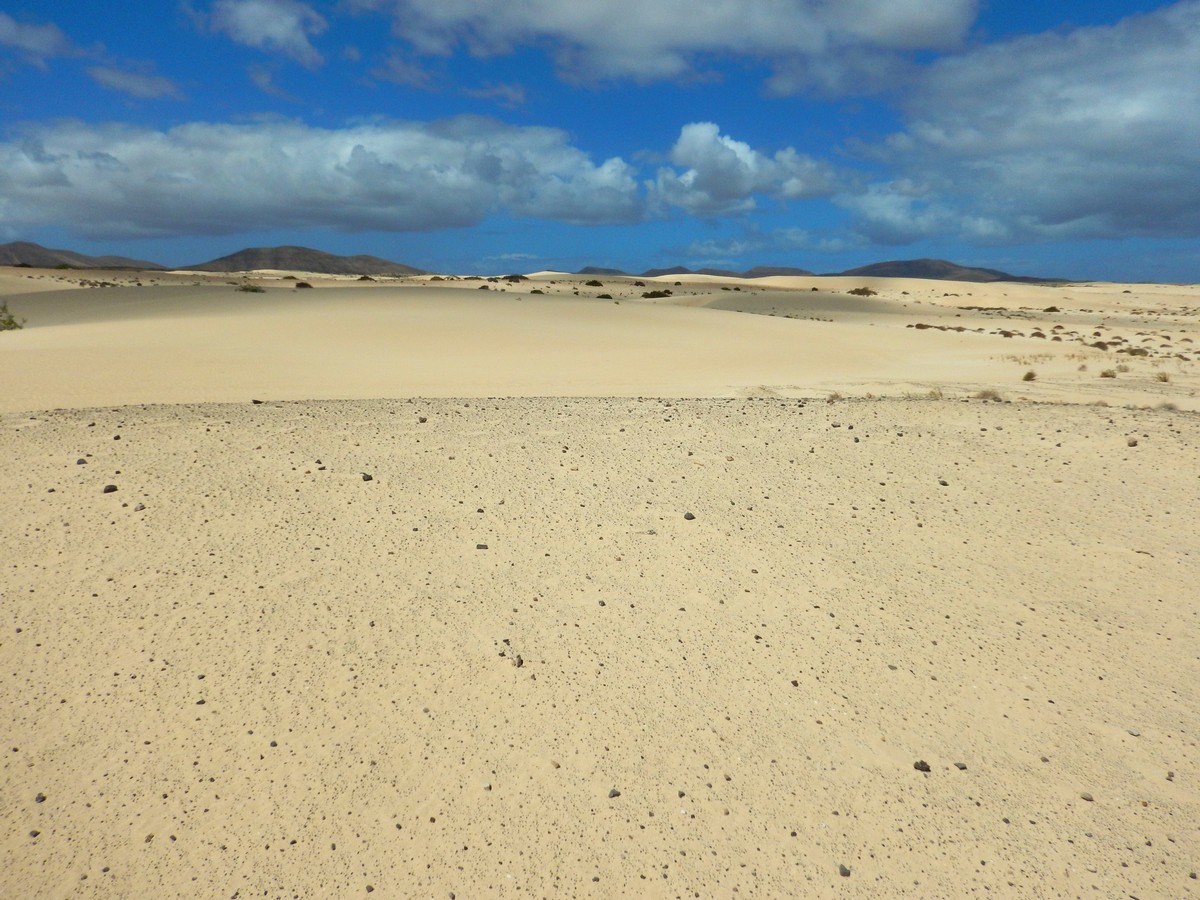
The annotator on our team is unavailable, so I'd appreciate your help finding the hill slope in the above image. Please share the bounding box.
[0,241,165,270]
[180,246,428,276]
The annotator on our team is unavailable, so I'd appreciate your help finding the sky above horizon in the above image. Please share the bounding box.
[1,1,1197,280]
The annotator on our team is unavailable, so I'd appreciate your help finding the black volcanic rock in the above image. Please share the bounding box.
[178,246,429,276]
[0,241,165,270]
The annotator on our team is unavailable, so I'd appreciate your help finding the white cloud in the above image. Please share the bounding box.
[651,122,836,215]
[0,11,77,65]
[347,0,976,89]
[209,0,327,67]
[87,66,183,100]
[0,117,642,239]
[860,1,1200,242]
[462,82,527,109]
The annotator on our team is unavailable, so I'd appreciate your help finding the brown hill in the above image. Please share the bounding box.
[0,241,165,270]
[179,246,428,276]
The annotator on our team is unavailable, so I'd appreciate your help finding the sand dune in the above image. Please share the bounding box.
[2,272,1196,412]
[2,270,1198,897]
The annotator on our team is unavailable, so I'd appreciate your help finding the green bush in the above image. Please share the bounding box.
[0,301,25,331]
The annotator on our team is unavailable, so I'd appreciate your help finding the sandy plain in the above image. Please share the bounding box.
[1,267,1198,897]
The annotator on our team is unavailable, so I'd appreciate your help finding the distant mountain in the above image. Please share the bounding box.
[639,264,812,278]
[641,266,695,278]
[179,246,428,276]
[834,258,1056,283]
[0,241,165,270]
[631,258,1058,283]
[576,266,630,276]
[741,266,814,278]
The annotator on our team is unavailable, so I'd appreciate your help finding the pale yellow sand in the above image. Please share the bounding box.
[1,270,1197,411]
[1,270,1198,897]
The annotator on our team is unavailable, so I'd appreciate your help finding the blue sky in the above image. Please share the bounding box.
[1,0,1197,279]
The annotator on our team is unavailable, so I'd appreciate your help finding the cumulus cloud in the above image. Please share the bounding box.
[87,66,183,100]
[347,0,976,89]
[0,117,642,239]
[859,1,1200,243]
[651,122,837,215]
[0,11,77,65]
[209,0,327,67]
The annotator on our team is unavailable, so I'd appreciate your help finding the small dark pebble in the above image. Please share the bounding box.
[35,793,46,803]
[102,484,117,493]
[1080,792,1094,802]
[134,503,146,512]
[914,760,931,773]
[608,789,621,798]
[938,479,949,486]
[362,473,373,482]
[366,887,374,894]
[251,399,263,405]
[76,458,87,465]
[839,864,851,877]
[476,544,488,550]
[30,830,40,838]
[196,699,205,705]
[954,762,967,770]
[683,512,696,520]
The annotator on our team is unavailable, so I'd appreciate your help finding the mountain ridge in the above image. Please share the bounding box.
[0,241,165,270]
[178,245,428,276]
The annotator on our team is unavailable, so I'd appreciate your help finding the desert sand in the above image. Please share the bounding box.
[2,268,1198,897]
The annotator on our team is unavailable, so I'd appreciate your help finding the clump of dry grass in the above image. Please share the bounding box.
[973,389,1003,401]
[1100,369,1117,378]
[1154,371,1170,382]
[1022,370,1037,381]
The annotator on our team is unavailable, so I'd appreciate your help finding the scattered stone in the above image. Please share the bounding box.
[1127,438,1138,447]
[914,760,931,773]
[34,792,46,803]
[102,484,117,493]
[938,479,949,486]
[361,473,373,482]
[484,783,492,791]
[418,416,427,423]
[608,788,621,798]
[683,512,696,520]
[134,503,145,512]
[476,544,488,550]
[954,762,967,770]
[251,399,263,405]
[838,864,851,878]
[29,830,40,838]
[76,458,86,465]
[1127,728,1141,737]
[1080,792,1094,802]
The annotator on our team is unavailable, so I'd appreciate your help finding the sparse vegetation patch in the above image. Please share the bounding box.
[0,300,25,331]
